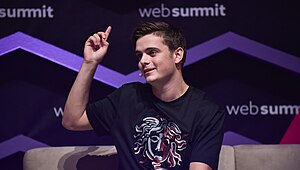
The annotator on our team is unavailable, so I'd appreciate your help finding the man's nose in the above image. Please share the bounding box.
[140,54,150,65]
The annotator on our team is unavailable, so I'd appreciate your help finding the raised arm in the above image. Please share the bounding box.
[62,26,112,131]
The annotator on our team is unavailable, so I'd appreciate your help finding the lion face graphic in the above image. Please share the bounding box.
[134,116,187,169]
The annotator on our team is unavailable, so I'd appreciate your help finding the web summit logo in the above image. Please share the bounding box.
[0,5,54,18]
[226,101,300,116]
[138,3,226,18]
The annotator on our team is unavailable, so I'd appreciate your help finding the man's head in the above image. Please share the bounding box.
[132,20,187,67]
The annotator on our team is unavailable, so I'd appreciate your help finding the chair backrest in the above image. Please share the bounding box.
[218,145,235,170]
[24,144,300,170]
[233,144,300,170]
[23,145,233,170]
[23,145,118,170]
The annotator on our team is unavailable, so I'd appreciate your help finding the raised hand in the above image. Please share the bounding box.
[83,26,112,64]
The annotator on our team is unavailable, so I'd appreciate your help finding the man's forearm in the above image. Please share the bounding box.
[190,162,212,170]
[62,61,98,130]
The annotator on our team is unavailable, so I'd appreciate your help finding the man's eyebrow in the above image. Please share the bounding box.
[145,47,159,52]
[135,50,142,55]
[135,47,161,55]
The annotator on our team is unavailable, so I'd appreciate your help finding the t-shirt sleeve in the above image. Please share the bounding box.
[86,84,126,136]
[189,104,225,170]
[86,96,117,136]
[86,83,139,136]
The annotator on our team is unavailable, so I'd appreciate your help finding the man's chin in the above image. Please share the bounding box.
[145,77,156,84]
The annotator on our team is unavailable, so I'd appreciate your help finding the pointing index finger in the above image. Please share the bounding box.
[105,26,112,39]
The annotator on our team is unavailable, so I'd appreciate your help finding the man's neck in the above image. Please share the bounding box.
[151,76,189,102]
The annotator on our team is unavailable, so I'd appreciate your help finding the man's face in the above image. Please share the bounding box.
[135,34,176,84]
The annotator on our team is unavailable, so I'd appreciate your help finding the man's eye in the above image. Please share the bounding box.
[149,50,157,56]
[136,54,142,61]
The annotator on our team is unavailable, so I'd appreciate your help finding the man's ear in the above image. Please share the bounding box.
[174,47,184,64]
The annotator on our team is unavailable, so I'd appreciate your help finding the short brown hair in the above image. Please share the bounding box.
[132,20,187,67]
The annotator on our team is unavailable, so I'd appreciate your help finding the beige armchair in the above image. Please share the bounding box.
[23,144,300,170]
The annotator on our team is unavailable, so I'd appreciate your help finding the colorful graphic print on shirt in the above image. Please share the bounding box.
[133,115,188,169]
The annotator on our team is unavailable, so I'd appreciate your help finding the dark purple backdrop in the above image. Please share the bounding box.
[1,0,300,169]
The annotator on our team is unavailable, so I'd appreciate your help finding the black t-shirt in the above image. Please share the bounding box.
[86,82,224,170]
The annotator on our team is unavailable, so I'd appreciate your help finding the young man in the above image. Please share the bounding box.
[62,21,224,170]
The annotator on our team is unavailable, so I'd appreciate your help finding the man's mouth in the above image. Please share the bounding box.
[144,68,155,74]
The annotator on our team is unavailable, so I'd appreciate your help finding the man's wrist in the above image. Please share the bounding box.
[81,60,99,73]
[83,59,100,65]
